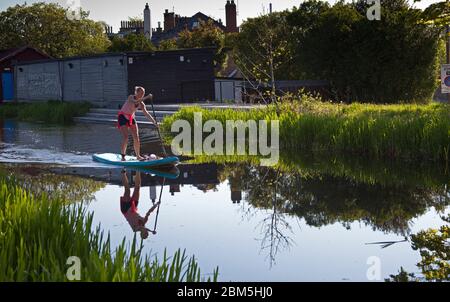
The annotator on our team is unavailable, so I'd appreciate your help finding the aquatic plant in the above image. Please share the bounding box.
[0,176,218,281]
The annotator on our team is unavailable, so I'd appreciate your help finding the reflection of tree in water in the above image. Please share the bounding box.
[224,165,297,266]
[217,162,450,267]
[220,163,449,236]
[256,169,296,266]
[0,166,105,203]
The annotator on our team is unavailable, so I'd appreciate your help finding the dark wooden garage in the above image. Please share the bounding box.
[127,48,215,103]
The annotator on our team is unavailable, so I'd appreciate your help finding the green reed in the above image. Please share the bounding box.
[0,176,218,282]
[161,102,450,164]
[0,101,91,124]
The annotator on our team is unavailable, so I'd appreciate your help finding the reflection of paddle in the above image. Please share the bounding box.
[146,178,165,235]
[365,238,408,249]
[152,178,165,234]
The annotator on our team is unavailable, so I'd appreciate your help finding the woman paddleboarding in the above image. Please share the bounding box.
[118,86,159,161]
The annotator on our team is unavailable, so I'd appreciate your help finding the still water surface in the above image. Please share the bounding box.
[0,119,448,281]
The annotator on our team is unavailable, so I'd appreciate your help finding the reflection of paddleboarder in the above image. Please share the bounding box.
[120,170,160,239]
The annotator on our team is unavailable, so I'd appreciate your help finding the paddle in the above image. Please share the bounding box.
[148,95,167,157]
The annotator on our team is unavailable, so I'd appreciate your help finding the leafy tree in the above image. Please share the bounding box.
[177,19,226,68]
[418,0,450,26]
[0,2,111,58]
[232,0,440,103]
[109,34,155,52]
[233,11,293,104]
[158,39,178,51]
[128,16,143,23]
[224,32,239,49]
[287,0,440,103]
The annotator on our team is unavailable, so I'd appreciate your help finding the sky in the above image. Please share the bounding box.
[0,0,442,33]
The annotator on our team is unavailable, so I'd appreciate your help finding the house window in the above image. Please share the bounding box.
[192,21,199,28]
[128,57,134,64]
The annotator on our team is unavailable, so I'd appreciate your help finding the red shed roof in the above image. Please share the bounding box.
[0,46,51,63]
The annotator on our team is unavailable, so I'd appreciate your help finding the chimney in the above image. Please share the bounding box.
[144,3,152,40]
[164,9,175,32]
[225,0,238,33]
[157,21,162,33]
[269,3,273,14]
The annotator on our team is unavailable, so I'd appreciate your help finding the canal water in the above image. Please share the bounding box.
[0,119,448,281]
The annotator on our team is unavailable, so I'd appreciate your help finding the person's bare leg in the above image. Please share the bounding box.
[132,171,141,201]
[119,126,129,161]
[130,124,144,160]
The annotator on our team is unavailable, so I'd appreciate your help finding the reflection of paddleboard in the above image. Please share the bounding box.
[92,153,179,168]
[127,166,180,180]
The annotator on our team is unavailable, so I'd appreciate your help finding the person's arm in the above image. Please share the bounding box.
[139,102,158,125]
[144,201,160,220]
[121,171,130,194]
[142,94,153,102]
[134,94,152,103]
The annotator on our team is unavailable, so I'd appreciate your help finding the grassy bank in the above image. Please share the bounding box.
[161,101,450,163]
[0,176,218,281]
[0,101,91,124]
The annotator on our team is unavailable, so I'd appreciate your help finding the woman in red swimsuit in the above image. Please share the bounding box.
[118,86,158,161]
[120,170,160,239]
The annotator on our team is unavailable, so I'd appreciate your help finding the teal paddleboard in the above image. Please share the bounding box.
[126,166,180,179]
[93,153,179,168]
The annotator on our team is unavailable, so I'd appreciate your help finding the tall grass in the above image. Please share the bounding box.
[0,101,91,124]
[0,176,218,281]
[161,102,450,163]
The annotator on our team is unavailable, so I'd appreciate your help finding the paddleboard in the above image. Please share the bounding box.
[93,153,179,167]
[127,166,180,180]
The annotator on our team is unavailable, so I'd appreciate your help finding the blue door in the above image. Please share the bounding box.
[1,72,14,101]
